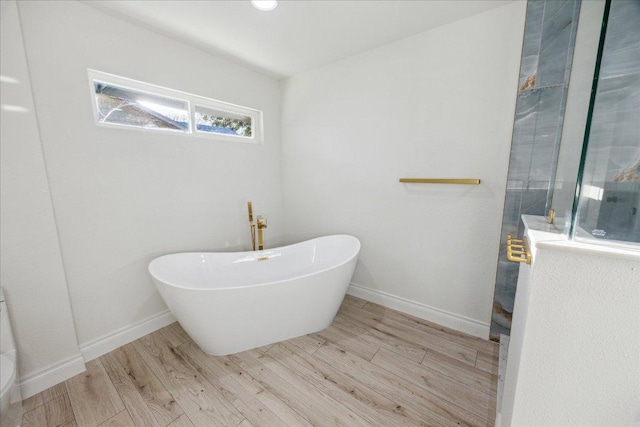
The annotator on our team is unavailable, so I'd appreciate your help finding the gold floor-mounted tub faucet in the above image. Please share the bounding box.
[247,201,267,250]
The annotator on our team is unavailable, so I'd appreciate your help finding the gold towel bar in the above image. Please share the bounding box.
[399,178,481,185]
[506,234,531,265]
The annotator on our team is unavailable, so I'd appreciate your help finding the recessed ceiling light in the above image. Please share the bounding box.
[251,0,278,11]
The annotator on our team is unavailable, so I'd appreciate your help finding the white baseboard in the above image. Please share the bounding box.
[20,354,86,399]
[19,310,176,398]
[347,282,490,339]
[80,309,176,362]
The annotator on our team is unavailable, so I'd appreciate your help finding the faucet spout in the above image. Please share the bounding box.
[247,202,255,251]
[247,201,267,251]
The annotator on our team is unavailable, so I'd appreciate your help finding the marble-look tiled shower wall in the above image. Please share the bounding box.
[490,0,581,338]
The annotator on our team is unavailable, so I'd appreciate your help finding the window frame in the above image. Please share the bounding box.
[87,69,263,143]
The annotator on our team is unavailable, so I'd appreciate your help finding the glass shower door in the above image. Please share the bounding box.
[571,0,640,247]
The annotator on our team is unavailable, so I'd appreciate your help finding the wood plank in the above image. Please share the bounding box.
[166,414,195,427]
[315,341,491,427]
[173,341,290,427]
[333,312,426,362]
[372,347,496,421]
[254,343,275,353]
[103,343,183,426]
[22,382,67,412]
[159,322,191,348]
[203,352,314,427]
[43,393,75,427]
[100,349,161,426]
[22,393,43,413]
[267,341,427,427]
[132,331,244,426]
[475,346,500,375]
[342,294,368,308]
[237,419,254,427]
[340,304,478,365]
[229,349,371,427]
[422,349,498,394]
[98,410,136,427]
[361,301,499,353]
[65,359,125,427]
[41,383,68,404]
[22,405,47,427]
[310,323,379,361]
[285,333,325,354]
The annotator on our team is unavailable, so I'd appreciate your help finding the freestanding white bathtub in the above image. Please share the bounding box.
[149,234,360,356]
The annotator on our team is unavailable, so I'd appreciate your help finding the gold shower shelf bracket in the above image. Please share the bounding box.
[399,178,481,185]
[506,234,531,265]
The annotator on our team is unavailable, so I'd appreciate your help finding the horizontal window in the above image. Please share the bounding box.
[88,70,262,143]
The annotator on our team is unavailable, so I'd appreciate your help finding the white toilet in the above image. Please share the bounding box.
[0,288,22,427]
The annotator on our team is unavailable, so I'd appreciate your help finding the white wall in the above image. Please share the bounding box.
[14,0,282,361]
[281,2,526,337]
[0,0,84,390]
[503,237,640,426]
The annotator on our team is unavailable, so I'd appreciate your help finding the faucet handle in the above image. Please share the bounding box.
[257,215,267,229]
[247,201,254,222]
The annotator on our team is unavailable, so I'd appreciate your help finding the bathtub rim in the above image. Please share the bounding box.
[149,234,360,292]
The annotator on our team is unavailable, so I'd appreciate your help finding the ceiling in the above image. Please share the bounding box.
[85,0,512,80]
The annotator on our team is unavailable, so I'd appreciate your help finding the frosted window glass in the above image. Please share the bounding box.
[94,82,189,132]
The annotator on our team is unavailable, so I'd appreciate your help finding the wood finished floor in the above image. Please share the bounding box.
[21,295,499,427]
